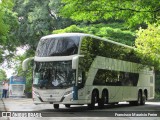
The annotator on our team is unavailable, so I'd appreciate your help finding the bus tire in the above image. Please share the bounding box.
[54,104,59,109]
[129,91,142,106]
[98,90,108,108]
[65,104,71,108]
[136,91,142,106]
[141,94,146,105]
[88,90,98,110]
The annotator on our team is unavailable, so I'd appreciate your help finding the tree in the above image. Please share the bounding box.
[135,24,160,69]
[53,23,135,46]
[12,53,33,92]
[13,0,74,53]
[8,0,75,92]
[0,69,7,81]
[0,0,18,63]
[61,0,160,27]
[0,0,10,36]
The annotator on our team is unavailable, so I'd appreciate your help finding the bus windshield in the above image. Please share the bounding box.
[36,36,80,57]
[33,61,76,89]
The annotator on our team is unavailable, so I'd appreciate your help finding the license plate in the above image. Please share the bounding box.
[47,98,56,101]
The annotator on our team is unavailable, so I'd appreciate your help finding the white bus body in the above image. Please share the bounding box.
[23,33,155,109]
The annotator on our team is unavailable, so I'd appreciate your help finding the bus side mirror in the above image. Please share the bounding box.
[72,55,84,69]
[22,57,34,71]
[78,74,82,84]
[72,56,79,69]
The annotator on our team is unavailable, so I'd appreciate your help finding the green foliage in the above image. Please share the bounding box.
[8,0,74,92]
[0,0,17,39]
[0,69,7,81]
[61,0,160,27]
[14,0,51,50]
[0,0,11,36]
[53,23,135,46]
[13,0,74,51]
[0,0,18,63]
[155,71,160,91]
[135,24,160,69]
[11,52,33,92]
[155,92,160,101]
[53,25,86,33]
[1,0,159,90]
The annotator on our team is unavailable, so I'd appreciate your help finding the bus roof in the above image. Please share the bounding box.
[41,33,135,50]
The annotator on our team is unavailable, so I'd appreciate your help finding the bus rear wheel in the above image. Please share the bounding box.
[141,94,146,105]
[88,90,98,109]
[54,104,59,109]
[129,91,144,106]
[137,92,142,105]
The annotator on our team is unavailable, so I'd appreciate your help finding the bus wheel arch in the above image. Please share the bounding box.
[101,89,109,104]
[129,89,145,106]
[144,89,148,100]
[88,89,99,109]
[138,89,146,105]
[98,89,108,108]
[92,89,99,102]
[141,89,146,105]
[137,89,142,105]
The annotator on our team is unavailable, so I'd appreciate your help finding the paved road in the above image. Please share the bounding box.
[0,98,160,120]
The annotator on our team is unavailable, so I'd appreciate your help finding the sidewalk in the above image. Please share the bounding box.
[0,98,6,111]
[1,98,34,111]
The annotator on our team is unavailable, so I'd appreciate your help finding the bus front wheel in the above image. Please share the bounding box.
[54,104,59,109]
[88,90,98,109]
[65,104,71,108]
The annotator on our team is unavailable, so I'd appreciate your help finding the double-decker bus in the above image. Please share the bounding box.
[22,33,155,109]
[9,76,26,98]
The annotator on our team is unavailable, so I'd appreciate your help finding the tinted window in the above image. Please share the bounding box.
[79,36,140,73]
[36,36,80,57]
[33,61,76,89]
[80,36,140,63]
[79,36,140,88]
[93,69,139,86]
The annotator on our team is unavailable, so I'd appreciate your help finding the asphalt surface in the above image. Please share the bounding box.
[0,98,6,111]
[0,98,160,120]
